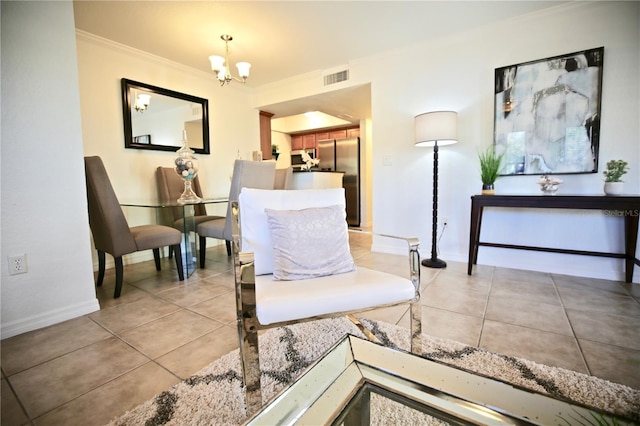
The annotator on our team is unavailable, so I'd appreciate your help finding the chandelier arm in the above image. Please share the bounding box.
[210,34,249,85]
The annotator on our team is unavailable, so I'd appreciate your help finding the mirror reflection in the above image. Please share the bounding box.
[121,79,210,154]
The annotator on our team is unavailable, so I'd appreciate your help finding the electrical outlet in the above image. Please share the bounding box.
[8,254,28,275]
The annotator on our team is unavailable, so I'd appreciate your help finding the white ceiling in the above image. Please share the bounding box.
[73,1,564,122]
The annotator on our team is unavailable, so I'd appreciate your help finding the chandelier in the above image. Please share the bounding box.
[208,35,251,86]
[134,93,150,113]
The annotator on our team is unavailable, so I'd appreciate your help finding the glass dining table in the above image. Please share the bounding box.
[120,197,228,277]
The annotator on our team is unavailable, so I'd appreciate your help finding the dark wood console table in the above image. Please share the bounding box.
[468,195,640,282]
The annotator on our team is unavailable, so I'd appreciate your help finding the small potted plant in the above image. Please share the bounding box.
[478,145,505,194]
[603,159,628,195]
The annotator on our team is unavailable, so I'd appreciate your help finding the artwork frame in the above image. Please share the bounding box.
[494,47,604,176]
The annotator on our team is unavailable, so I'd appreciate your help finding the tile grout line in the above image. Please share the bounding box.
[550,274,592,376]
[476,265,496,348]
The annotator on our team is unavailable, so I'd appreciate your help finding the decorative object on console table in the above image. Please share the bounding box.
[415,111,458,269]
[271,144,279,161]
[603,159,628,195]
[478,145,504,195]
[538,175,563,195]
[174,130,202,204]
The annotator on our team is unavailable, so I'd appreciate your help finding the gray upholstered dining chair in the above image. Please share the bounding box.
[84,156,184,298]
[273,166,293,189]
[155,167,225,258]
[197,160,276,267]
[232,187,422,414]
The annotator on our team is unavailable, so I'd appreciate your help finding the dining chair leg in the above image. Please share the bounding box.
[173,244,185,281]
[225,240,231,256]
[114,256,124,298]
[199,236,206,268]
[168,245,174,259]
[153,248,161,271]
[96,251,106,286]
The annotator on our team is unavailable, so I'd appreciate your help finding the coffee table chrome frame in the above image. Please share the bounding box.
[244,334,628,426]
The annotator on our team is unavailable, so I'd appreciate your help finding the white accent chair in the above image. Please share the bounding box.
[232,187,422,414]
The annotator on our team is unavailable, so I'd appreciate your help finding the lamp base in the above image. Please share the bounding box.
[421,258,447,268]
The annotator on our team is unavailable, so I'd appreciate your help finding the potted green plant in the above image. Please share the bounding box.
[478,145,504,195]
[603,159,628,195]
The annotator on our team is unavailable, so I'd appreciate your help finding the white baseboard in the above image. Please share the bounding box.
[370,245,640,284]
[1,299,100,339]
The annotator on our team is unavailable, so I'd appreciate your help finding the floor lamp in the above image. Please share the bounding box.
[415,111,458,268]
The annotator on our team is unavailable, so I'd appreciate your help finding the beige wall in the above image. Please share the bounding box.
[1,1,99,338]
[2,0,638,338]
[76,31,261,267]
[254,2,640,282]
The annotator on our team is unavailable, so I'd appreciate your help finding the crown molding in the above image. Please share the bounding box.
[75,29,227,85]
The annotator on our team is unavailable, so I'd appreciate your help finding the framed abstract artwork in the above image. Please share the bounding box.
[494,47,604,176]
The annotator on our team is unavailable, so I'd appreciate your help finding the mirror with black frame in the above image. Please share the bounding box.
[121,78,210,154]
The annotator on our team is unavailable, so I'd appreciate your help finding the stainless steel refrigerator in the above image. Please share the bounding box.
[317,137,360,227]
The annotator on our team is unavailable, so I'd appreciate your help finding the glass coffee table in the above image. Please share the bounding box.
[244,334,628,425]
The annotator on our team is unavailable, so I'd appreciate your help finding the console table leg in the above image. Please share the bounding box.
[624,215,639,283]
[468,202,482,275]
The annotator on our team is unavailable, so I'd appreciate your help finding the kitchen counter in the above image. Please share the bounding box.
[290,171,344,189]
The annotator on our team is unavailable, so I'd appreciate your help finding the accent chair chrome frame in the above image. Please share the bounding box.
[231,199,422,415]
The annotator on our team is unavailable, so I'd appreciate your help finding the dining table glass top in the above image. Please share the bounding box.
[120,197,228,277]
[120,197,229,208]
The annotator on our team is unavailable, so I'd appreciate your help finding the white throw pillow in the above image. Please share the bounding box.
[239,188,346,275]
[264,205,355,280]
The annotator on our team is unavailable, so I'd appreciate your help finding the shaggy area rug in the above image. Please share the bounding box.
[108,317,639,425]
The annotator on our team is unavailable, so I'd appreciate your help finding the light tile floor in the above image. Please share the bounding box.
[2,233,639,425]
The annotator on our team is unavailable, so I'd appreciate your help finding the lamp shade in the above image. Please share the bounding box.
[209,55,225,72]
[137,94,150,105]
[415,111,458,147]
[236,62,251,78]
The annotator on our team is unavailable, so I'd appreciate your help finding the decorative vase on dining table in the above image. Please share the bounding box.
[174,130,201,204]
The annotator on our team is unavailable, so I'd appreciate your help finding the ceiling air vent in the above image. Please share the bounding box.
[324,69,349,86]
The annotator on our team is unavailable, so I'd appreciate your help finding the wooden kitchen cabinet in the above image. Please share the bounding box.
[347,128,360,138]
[259,111,274,159]
[302,134,316,150]
[291,135,304,151]
[290,126,359,151]
[329,130,347,139]
[315,132,330,141]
